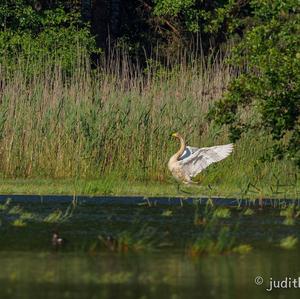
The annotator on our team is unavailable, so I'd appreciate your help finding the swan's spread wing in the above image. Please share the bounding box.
[178,146,199,161]
[180,144,233,178]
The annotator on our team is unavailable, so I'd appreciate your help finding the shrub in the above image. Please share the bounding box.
[208,0,300,166]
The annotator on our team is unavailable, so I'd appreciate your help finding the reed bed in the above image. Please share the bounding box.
[0,50,298,196]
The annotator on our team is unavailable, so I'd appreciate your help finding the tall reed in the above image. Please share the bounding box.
[0,49,298,195]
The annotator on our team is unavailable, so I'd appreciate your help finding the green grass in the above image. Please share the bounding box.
[0,50,299,199]
[0,177,298,199]
[98,222,168,252]
[188,206,252,256]
[1,199,75,227]
[280,236,298,250]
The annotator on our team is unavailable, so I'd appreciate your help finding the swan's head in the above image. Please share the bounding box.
[171,132,181,139]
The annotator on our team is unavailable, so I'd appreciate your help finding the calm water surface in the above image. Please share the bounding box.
[0,196,300,299]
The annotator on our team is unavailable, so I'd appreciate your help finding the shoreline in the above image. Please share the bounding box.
[0,178,299,200]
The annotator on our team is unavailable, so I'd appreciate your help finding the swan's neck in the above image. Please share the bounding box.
[175,136,185,160]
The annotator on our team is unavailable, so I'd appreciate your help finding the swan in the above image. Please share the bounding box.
[168,132,233,184]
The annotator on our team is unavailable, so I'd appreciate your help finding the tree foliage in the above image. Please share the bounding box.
[0,0,96,71]
[152,0,251,46]
[208,0,300,165]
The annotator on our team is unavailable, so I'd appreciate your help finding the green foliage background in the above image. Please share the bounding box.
[0,0,96,71]
[208,0,300,166]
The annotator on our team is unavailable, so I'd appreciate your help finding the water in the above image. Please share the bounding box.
[0,196,300,299]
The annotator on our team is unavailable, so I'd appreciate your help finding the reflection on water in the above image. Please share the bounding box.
[1,251,300,299]
[0,197,300,299]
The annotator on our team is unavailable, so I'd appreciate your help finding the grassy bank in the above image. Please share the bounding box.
[0,51,299,198]
[0,177,299,199]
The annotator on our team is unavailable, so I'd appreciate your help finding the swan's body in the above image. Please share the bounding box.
[168,133,233,184]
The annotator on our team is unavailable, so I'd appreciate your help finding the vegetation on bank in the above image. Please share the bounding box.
[0,1,299,198]
[0,176,298,199]
[0,49,299,198]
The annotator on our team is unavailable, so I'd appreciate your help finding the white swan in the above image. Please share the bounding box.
[168,132,233,184]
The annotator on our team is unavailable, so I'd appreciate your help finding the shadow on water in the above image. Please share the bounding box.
[1,195,300,299]
[1,194,300,207]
